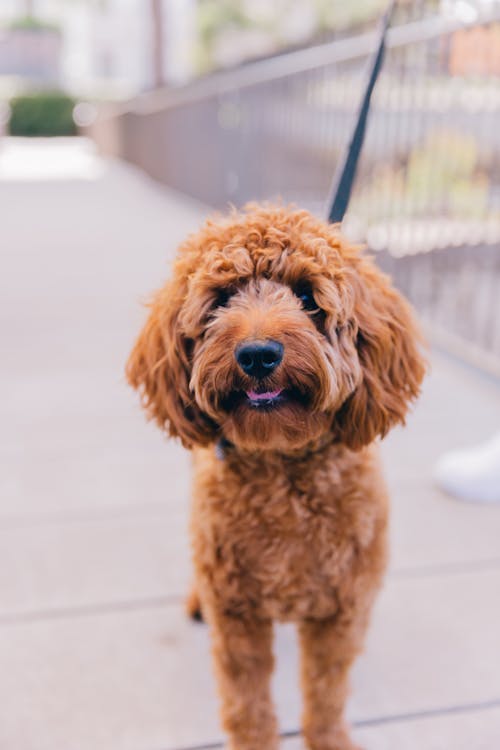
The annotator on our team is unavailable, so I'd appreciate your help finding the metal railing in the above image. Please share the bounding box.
[91,3,500,374]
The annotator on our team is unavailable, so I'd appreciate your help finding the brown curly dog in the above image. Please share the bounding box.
[126,205,425,750]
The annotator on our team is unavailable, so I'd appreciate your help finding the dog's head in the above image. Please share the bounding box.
[127,206,425,452]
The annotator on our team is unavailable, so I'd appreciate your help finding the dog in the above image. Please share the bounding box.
[126,205,425,750]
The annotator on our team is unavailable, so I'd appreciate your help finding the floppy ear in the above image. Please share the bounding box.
[126,282,216,448]
[334,256,426,450]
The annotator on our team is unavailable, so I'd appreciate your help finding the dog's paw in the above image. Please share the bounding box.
[308,742,363,750]
[185,587,204,623]
[305,726,363,750]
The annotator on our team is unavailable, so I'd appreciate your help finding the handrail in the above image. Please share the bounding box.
[119,8,500,117]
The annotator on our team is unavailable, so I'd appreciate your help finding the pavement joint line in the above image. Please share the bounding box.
[350,698,500,727]
[0,595,184,626]
[164,698,500,750]
[0,502,178,530]
[3,558,500,626]
[390,557,500,578]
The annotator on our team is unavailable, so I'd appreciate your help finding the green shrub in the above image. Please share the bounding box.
[9,91,76,137]
[8,16,61,34]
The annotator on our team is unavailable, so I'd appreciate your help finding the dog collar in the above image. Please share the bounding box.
[215,437,233,460]
[214,432,337,461]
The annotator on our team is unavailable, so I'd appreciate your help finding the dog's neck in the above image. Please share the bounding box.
[215,431,339,463]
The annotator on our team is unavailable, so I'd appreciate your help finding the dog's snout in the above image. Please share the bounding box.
[236,340,284,379]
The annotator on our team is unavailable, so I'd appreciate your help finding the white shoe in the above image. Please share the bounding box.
[434,433,500,504]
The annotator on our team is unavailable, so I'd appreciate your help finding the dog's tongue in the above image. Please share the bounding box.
[246,388,283,401]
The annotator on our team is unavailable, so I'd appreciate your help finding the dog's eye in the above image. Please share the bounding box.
[213,288,233,309]
[295,285,319,312]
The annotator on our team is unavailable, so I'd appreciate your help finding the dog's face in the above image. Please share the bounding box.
[127,206,425,452]
[188,270,361,452]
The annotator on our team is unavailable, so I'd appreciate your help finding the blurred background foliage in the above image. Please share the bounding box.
[195,0,389,73]
[8,15,61,33]
[9,90,76,135]
[357,130,489,221]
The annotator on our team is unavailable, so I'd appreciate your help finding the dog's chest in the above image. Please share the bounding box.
[233,501,357,619]
[192,445,386,620]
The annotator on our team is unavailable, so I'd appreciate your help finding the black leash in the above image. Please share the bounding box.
[326,1,396,224]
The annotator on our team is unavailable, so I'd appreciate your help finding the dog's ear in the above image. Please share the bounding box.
[334,256,426,450]
[126,283,216,448]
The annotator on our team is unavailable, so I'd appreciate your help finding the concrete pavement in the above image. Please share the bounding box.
[1,138,500,750]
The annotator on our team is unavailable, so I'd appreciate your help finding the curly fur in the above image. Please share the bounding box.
[127,205,426,750]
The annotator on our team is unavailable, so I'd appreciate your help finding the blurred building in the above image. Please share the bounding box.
[449,24,500,75]
[0,19,61,84]
[0,0,197,99]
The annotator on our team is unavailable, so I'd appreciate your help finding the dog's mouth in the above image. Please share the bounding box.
[223,386,309,412]
[246,387,283,406]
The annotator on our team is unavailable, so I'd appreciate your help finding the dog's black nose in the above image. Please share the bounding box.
[236,340,284,379]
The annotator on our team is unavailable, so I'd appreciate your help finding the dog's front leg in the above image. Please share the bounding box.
[208,608,278,750]
[298,614,367,750]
